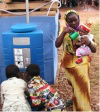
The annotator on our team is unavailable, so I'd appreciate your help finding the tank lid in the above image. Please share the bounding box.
[11,23,37,33]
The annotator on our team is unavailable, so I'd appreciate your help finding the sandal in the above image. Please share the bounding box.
[66,100,73,107]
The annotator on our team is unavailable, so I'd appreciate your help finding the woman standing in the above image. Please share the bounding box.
[55,10,96,111]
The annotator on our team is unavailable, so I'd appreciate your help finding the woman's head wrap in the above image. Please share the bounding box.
[64,10,79,23]
[64,10,80,31]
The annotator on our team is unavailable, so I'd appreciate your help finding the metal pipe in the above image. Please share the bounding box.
[26,0,29,23]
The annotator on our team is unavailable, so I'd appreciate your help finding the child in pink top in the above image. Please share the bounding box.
[75,21,95,64]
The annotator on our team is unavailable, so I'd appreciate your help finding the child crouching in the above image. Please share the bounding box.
[1,64,31,112]
[26,64,65,111]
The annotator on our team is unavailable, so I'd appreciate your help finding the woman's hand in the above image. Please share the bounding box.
[80,36,96,53]
[55,27,75,48]
[63,26,75,34]
[81,36,90,46]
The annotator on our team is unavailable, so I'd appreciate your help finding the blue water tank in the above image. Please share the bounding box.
[2,23,44,78]
[0,13,59,84]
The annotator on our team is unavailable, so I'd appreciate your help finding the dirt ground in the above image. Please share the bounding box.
[52,6,99,111]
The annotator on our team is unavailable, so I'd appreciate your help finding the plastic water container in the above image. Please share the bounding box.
[2,23,44,78]
[0,13,59,84]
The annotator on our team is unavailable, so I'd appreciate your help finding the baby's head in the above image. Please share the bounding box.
[26,64,40,78]
[6,64,19,78]
[79,20,92,36]
[64,10,80,30]
[79,27,89,36]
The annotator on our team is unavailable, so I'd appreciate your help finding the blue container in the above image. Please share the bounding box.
[0,66,6,84]
[0,13,59,84]
[2,23,44,78]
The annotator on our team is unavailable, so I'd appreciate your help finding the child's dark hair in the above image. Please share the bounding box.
[65,12,79,22]
[6,64,19,78]
[26,64,40,77]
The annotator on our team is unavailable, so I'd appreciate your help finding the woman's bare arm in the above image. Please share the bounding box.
[55,27,75,48]
[81,36,96,53]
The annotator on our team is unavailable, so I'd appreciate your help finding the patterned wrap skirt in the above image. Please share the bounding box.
[63,63,91,111]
